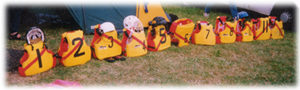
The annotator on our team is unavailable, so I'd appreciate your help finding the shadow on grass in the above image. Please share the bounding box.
[6,49,23,72]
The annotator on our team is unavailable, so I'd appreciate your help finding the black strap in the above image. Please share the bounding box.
[218,18,224,25]
[53,53,62,59]
[124,31,129,38]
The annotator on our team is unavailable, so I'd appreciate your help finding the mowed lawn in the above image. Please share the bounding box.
[6,6,296,86]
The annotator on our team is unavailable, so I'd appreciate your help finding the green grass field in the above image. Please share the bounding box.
[6,6,296,86]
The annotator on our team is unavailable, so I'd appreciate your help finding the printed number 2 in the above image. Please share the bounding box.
[205,29,210,39]
[72,38,85,57]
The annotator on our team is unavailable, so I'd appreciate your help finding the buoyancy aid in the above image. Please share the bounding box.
[269,16,284,39]
[91,23,122,60]
[121,29,148,57]
[236,18,254,42]
[214,16,237,44]
[19,41,56,76]
[252,17,271,40]
[121,15,148,57]
[169,18,195,47]
[57,30,91,67]
[191,21,216,45]
[147,17,171,51]
[19,27,56,76]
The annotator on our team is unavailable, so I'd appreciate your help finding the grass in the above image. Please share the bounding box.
[6,5,296,86]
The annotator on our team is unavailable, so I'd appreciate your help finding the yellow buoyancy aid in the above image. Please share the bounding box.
[215,16,236,44]
[239,20,254,42]
[191,21,215,45]
[91,24,122,60]
[122,29,148,57]
[252,17,271,40]
[269,16,284,39]
[57,30,91,67]
[220,21,237,43]
[19,41,56,76]
[147,17,171,51]
[170,18,195,47]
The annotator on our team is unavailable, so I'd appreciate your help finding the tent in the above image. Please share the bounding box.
[68,2,170,34]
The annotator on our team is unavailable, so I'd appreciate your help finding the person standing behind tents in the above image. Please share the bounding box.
[203,3,239,20]
[8,8,23,40]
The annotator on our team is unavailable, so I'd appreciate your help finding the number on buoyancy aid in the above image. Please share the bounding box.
[57,30,91,67]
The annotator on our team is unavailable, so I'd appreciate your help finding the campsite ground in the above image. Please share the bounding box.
[6,6,296,86]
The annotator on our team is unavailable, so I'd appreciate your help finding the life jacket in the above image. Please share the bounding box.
[147,17,171,51]
[214,16,237,44]
[170,18,195,47]
[252,17,271,40]
[18,41,56,76]
[236,19,254,42]
[57,30,91,67]
[191,21,215,45]
[91,24,122,60]
[121,29,148,57]
[269,16,284,39]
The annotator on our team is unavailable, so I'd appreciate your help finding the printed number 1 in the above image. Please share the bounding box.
[36,49,42,68]
[263,21,269,33]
